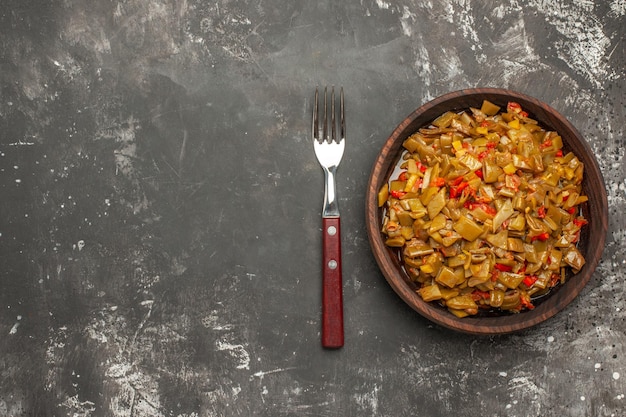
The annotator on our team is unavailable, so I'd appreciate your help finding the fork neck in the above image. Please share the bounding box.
[322,166,340,218]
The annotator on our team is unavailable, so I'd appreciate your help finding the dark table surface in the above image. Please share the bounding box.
[1,1,625,416]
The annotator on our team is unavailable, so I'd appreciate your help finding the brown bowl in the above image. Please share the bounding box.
[365,88,608,335]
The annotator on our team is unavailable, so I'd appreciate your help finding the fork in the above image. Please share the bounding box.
[312,86,345,348]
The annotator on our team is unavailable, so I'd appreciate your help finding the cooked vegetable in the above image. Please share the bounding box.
[379,100,588,316]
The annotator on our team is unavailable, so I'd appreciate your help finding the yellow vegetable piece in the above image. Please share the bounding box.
[501,290,521,310]
[507,237,525,253]
[396,211,414,227]
[453,216,484,242]
[497,272,525,290]
[400,226,414,240]
[503,163,517,175]
[378,184,389,207]
[427,188,447,219]
[446,295,478,310]
[385,236,405,247]
[483,160,504,183]
[480,100,501,116]
[508,119,520,129]
[548,248,563,271]
[563,246,585,271]
[492,198,515,233]
[419,186,439,206]
[407,199,428,218]
[447,254,467,268]
[448,308,470,318]
[489,289,505,308]
[435,266,460,288]
[402,135,421,153]
[458,152,483,171]
[390,180,406,192]
[469,261,491,280]
[439,287,460,300]
[418,285,443,302]
[486,229,508,249]
[404,239,434,257]
[404,173,419,192]
[433,111,457,128]
[429,213,448,233]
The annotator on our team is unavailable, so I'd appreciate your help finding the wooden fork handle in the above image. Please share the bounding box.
[321,217,344,348]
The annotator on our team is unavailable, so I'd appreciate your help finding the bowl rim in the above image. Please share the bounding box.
[365,87,609,335]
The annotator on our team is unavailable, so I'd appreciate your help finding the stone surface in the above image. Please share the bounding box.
[0,0,624,416]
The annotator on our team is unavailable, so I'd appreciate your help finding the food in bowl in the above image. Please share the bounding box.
[377,100,588,318]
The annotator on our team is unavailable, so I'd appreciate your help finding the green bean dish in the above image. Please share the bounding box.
[378,100,588,318]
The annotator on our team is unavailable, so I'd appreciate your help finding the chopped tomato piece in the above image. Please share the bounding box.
[465,201,497,216]
[430,177,446,187]
[537,206,546,219]
[494,263,513,272]
[549,273,560,287]
[573,218,588,227]
[449,181,469,198]
[507,102,522,112]
[491,270,499,282]
[507,102,528,117]
[471,290,490,301]
[450,176,465,186]
[530,232,550,242]
[540,139,553,149]
[523,275,538,287]
[520,294,535,310]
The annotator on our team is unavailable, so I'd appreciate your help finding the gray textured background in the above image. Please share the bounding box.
[1,0,625,416]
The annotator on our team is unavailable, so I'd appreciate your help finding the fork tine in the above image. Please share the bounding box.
[313,87,319,142]
[323,86,328,143]
[339,87,345,141]
[331,86,336,143]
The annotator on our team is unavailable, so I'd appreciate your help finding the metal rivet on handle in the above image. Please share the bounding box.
[327,225,337,236]
[328,260,337,270]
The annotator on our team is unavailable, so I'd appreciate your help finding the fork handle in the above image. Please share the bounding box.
[321,217,344,348]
